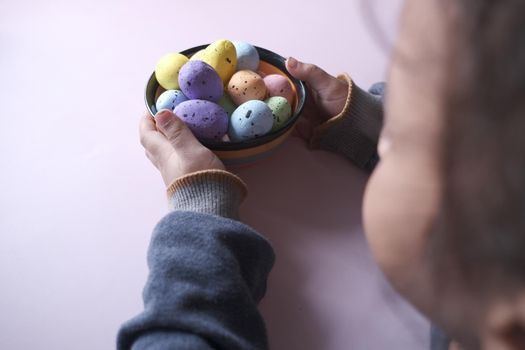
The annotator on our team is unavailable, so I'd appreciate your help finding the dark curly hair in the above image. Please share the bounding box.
[432,0,525,293]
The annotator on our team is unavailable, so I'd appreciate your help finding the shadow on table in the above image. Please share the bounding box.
[235,138,369,350]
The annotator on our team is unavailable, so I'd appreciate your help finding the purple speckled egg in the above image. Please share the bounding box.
[178,60,223,102]
[174,100,229,141]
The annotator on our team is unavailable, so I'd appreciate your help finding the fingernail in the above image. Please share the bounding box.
[155,109,172,118]
[287,57,298,69]
[154,109,172,125]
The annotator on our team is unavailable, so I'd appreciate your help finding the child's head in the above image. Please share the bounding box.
[363,0,525,348]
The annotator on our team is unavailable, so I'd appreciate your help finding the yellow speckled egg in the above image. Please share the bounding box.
[227,70,267,105]
[190,49,206,61]
[201,39,237,84]
[155,53,189,90]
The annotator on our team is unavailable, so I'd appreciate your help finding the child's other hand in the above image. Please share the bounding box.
[286,57,349,141]
[139,110,225,186]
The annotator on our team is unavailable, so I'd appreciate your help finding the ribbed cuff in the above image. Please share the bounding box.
[166,169,248,220]
[310,74,384,170]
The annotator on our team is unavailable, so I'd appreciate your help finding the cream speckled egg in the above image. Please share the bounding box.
[155,53,189,90]
[190,49,206,61]
[200,39,237,84]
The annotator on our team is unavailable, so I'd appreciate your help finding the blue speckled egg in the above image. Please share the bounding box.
[229,100,273,142]
[178,60,223,102]
[233,41,260,71]
[174,100,229,141]
[155,90,188,112]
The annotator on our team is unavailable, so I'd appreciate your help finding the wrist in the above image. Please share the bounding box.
[309,76,384,170]
[166,169,247,220]
[310,73,354,147]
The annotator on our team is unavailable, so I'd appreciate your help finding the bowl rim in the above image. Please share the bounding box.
[145,44,307,151]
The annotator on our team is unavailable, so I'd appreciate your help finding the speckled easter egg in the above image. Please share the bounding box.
[227,70,267,105]
[190,49,206,61]
[266,96,292,131]
[233,41,260,71]
[155,90,188,112]
[174,100,229,141]
[263,74,294,106]
[155,53,189,90]
[229,100,273,142]
[178,60,223,102]
[200,39,237,84]
[218,94,237,117]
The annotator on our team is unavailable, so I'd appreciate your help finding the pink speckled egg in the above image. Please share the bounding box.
[263,74,294,106]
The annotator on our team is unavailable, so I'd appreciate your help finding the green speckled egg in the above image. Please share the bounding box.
[265,96,292,131]
[218,94,237,117]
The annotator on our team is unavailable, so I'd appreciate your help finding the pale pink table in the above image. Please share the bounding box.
[0,0,428,349]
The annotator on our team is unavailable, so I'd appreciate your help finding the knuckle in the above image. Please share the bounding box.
[305,64,319,75]
[166,119,187,144]
[168,125,185,143]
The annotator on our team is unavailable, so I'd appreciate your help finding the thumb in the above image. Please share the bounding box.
[154,109,198,148]
[286,57,334,92]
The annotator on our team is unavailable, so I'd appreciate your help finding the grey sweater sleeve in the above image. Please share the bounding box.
[311,75,385,172]
[117,171,275,350]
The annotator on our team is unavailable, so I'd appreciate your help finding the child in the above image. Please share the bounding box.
[118,0,525,349]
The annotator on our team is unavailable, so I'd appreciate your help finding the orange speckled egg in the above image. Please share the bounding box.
[227,70,267,105]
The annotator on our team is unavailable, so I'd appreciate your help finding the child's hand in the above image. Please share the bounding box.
[286,57,350,140]
[139,110,225,186]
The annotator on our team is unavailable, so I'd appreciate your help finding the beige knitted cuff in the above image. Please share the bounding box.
[166,169,248,220]
[307,74,384,169]
[310,73,354,148]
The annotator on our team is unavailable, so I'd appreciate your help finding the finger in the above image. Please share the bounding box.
[301,86,324,121]
[144,149,160,169]
[286,57,335,92]
[155,109,200,149]
[290,127,309,147]
[294,118,313,141]
[139,113,170,152]
[140,112,156,132]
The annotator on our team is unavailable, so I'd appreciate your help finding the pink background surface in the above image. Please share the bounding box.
[0,0,429,349]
